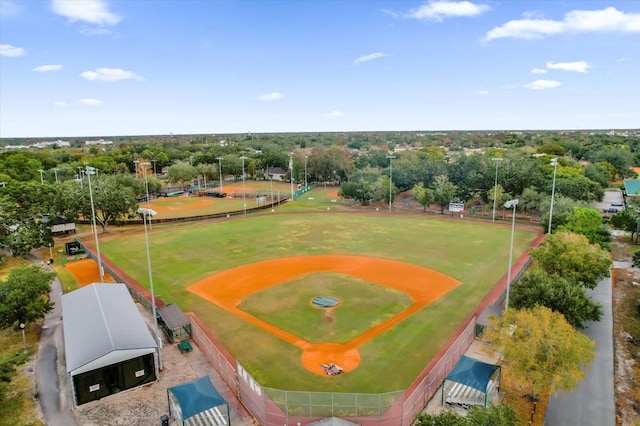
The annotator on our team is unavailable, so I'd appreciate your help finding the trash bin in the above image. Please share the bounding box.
[161,414,169,426]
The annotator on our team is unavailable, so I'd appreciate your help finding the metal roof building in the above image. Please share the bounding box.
[62,283,158,405]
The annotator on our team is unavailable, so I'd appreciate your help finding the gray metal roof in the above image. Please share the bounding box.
[62,283,157,376]
[158,303,190,330]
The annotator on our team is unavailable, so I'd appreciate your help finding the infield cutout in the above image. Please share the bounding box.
[188,255,460,376]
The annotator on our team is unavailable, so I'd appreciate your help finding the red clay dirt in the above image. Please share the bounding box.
[65,258,116,286]
[188,255,459,375]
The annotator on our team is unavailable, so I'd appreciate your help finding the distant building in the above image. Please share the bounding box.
[85,139,113,146]
[265,167,287,181]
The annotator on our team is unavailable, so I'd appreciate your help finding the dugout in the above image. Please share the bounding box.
[441,355,501,409]
[62,283,158,406]
[158,303,192,343]
[168,376,230,425]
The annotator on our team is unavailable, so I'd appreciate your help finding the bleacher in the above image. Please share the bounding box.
[184,407,227,425]
[445,382,486,408]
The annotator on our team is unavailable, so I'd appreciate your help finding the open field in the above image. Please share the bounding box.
[92,213,540,393]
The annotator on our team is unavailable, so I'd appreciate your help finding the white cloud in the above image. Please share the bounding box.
[406,1,490,21]
[0,1,24,17]
[475,90,489,96]
[33,64,63,72]
[80,68,143,82]
[524,79,562,90]
[325,110,345,117]
[354,52,389,64]
[617,57,628,62]
[500,84,518,90]
[258,92,283,101]
[79,26,112,36]
[531,68,547,74]
[485,7,640,41]
[53,101,69,107]
[546,61,591,73]
[77,98,104,106]
[0,44,25,57]
[51,0,121,25]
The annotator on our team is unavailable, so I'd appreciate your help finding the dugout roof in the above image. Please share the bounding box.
[168,376,228,421]
[62,283,157,376]
[158,303,190,330]
[624,180,640,196]
[445,355,500,393]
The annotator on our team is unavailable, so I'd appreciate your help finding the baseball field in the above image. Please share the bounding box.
[87,209,539,393]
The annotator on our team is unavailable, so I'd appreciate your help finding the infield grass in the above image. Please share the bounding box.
[97,212,539,392]
[241,272,413,343]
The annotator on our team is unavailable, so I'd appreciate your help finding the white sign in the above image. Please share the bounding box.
[89,384,100,392]
[135,369,145,378]
[448,202,464,213]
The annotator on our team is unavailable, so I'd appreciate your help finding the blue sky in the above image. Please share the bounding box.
[1,0,639,138]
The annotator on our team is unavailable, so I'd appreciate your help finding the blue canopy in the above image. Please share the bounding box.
[445,355,500,393]
[168,376,227,420]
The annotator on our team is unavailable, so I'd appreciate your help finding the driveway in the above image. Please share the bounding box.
[544,275,615,426]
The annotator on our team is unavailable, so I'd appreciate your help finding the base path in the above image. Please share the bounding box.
[188,255,459,375]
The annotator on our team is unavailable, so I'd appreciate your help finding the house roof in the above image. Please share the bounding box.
[445,355,500,393]
[62,283,157,376]
[158,303,190,330]
[624,180,640,196]
[168,376,227,420]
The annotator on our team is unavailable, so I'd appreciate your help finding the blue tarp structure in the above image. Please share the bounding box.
[446,355,499,393]
[168,376,230,425]
[442,355,501,408]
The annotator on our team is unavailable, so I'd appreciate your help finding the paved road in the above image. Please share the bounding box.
[544,275,615,426]
[34,256,79,426]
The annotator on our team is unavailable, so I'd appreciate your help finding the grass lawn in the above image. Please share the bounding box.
[97,212,539,393]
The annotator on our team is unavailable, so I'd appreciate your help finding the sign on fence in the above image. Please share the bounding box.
[448,202,464,213]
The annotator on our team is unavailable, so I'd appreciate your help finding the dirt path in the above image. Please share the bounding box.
[188,255,459,375]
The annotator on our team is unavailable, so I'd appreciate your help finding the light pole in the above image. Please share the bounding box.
[491,157,503,222]
[48,243,53,264]
[20,323,26,353]
[37,169,44,184]
[133,160,139,179]
[86,166,104,283]
[138,207,162,372]
[504,199,519,310]
[386,155,396,212]
[140,162,152,228]
[288,152,294,200]
[77,167,84,189]
[548,158,558,234]
[304,155,308,190]
[215,157,223,192]
[240,156,247,214]
[53,168,59,183]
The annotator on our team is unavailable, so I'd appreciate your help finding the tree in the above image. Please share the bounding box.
[557,206,610,249]
[485,306,595,400]
[609,207,640,242]
[431,175,458,213]
[76,174,139,232]
[166,160,198,185]
[510,267,602,329]
[0,265,56,327]
[415,405,518,426]
[530,232,611,289]
[412,182,434,211]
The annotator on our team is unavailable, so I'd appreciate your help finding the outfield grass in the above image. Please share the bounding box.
[98,212,539,393]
